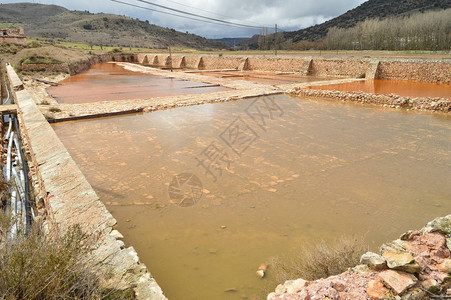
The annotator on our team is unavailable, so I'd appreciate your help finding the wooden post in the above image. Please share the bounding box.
[168,42,173,72]
[274,24,278,56]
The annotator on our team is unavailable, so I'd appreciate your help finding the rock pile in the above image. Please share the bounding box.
[295,89,451,113]
[268,215,451,299]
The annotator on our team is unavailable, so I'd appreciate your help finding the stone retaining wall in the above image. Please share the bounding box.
[68,54,137,75]
[21,54,138,76]
[145,54,450,83]
[308,58,368,78]
[269,215,451,300]
[6,65,166,300]
[378,61,451,83]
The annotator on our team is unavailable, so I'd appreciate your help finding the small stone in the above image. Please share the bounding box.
[224,288,237,293]
[284,278,308,294]
[353,264,370,275]
[381,239,408,252]
[297,289,310,300]
[256,263,268,278]
[437,259,451,274]
[400,288,427,300]
[361,252,387,270]
[422,215,451,235]
[267,292,277,300]
[367,279,390,300]
[379,270,417,295]
[382,250,421,273]
[331,279,346,292]
[110,230,124,239]
[421,278,440,293]
[275,284,286,294]
[221,225,227,229]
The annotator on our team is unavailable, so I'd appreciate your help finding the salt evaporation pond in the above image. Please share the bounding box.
[309,79,451,99]
[47,63,230,104]
[53,94,450,300]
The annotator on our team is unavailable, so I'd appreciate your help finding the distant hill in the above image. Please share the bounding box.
[0,3,227,50]
[238,0,451,49]
[213,38,247,47]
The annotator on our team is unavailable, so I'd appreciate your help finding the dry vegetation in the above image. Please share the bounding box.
[269,236,368,284]
[0,212,133,300]
[0,174,9,208]
[326,9,451,51]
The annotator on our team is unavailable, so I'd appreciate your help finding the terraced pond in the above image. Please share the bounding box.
[308,79,451,99]
[52,94,450,300]
[47,63,229,104]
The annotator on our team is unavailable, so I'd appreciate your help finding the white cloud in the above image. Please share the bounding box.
[0,0,367,38]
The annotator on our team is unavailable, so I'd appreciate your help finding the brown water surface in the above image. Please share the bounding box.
[52,95,451,300]
[309,79,451,99]
[47,63,230,104]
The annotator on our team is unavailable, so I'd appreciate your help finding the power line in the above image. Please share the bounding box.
[136,0,263,29]
[111,0,263,29]
[162,0,258,25]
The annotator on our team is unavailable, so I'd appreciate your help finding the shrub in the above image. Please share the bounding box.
[0,175,9,207]
[0,212,133,299]
[269,236,368,284]
[21,55,63,65]
[49,106,62,113]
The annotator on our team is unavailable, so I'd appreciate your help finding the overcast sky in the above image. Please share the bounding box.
[0,0,367,38]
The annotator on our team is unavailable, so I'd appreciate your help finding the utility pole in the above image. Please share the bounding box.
[168,41,173,72]
[274,24,278,56]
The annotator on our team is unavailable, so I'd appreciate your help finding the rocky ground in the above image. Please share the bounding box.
[268,215,451,300]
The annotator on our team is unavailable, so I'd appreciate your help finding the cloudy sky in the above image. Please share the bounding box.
[0,0,367,38]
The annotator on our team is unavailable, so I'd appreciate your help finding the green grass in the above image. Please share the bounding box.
[21,55,63,64]
[0,23,12,27]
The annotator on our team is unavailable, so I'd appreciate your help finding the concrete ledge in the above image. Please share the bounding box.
[7,65,166,299]
[0,104,17,114]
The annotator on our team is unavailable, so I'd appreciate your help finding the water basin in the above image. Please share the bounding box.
[52,94,451,300]
[47,63,230,104]
[308,79,451,99]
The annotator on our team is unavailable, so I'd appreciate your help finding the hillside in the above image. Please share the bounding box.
[239,0,451,49]
[0,3,227,50]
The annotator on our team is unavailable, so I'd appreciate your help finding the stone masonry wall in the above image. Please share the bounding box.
[200,55,242,70]
[378,61,451,83]
[247,57,312,73]
[308,59,369,78]
[148,55,450,83]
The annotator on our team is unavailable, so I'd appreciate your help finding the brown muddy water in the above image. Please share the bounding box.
[47,63,229,104]
[52,95,451,300]
[309,79,451,99]
[191,70,329,85]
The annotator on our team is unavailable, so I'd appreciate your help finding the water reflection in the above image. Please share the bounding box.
[53,95,451,300]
